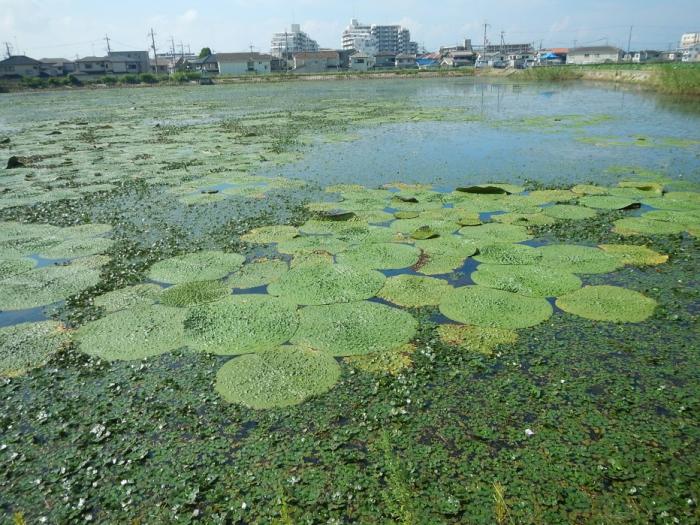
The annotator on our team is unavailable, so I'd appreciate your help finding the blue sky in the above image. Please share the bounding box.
[1,0,698,59]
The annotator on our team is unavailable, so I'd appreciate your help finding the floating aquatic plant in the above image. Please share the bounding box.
[458,223,533,245]
[391,218,458,237]
[94,284,162,313]
[613,217,687,236]
[345,343,416,375]
[571,184,609,196]
[556,285,657,323]
[439,286,553,329]
[492,212,557,226]
[0,258,35,279]
[538,244,622,274]
[394,211,420,220]
[410,226,440,240]
[292,301,417,356]
[378,275,454,307]
[471,264,582,297]
[579,195,640,210]
[76,305,187,361]
[147,251,245,284]
[226,259,288,289]
[0,321,69,377]
[241,225,299,244]
[160,280,231,307]
[473,243,543,265]
[38,236,114,259]
[598,244,669,266]
[275,235,349,256]
[336,242,421,270]
[525,189,577,204]
[215,346,341,409]
[437,324,518,355]
[268,262,386,305]
[542,204,597,221]
[456,184,522,195]
[184,295,298,355]
[0,264,101,311]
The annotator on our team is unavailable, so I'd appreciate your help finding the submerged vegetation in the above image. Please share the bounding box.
[0,80,698,523]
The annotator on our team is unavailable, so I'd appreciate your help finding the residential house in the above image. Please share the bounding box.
[682,44,700,62]
[441,50,476,68]
[150,59,169,75]
[374,51,397,69]
[660,51,682,62]
[566,46,623,65]
[0,55,44,78]
[75,51,149,76]
[108,51,149,72]
[537,48,568,65]
[349,52,375,71]
[416,53,440,69]
[395,53,417,68]
[40,58,75,76]
[624,50,661,63]
[217,53,273,75]
[292,51,340,73]
[187,54,219,74]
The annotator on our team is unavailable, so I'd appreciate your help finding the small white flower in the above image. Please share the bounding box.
[241,502,247,510]
[525,429,535,437]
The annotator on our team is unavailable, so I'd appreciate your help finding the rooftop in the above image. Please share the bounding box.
[0,55,43,66]
[569,46,622,54]
[293,51,339,60]
[216,52,274,62]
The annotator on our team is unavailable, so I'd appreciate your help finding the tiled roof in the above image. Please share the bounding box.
[216,52,273,62]
[0,55,42,66]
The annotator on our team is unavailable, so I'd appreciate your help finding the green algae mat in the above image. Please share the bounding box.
[0,81,699,525]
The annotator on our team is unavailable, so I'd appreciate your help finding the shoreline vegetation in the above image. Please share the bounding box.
[1,63,698,96]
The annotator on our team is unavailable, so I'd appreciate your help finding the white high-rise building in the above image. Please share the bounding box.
[342,20,418,56]
[271,24,319,58]
[342,19,377,55]
[680,32,700,49]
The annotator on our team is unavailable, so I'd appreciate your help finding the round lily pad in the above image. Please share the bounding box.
[613,217,687,236]
[473,243,543,265]
[0,264,101,311]
[267,263,385,305]
[292,301,418,356]
[493,212,557,226]
[471,264,582,297]
[599,244,669,266]
[526,190,577,204]
[458,223,533,245]
[394,211,420,219]
[439,286,553,329]
[415,236,479,257]
[184,295,299,356]
[147,251,245,284]
[542,205,597,221]
[579,195,640,210]
[241,225,299,244]
[276,235,349,256]
[160,280,231,307]
[94,284,162,313]
[391,218,457,236]
[38,236,114,259]
[0,258,36,279]
[572,184,609,196]
[1,321,70,377]
[336,242,420,270]
[437,324,518,355]
[226,259,288,289]
[345,344,415,375]
[76,305,187,361]
[538,244,622,274]
[378,275,454,307]
[556,285,657,323]
[215,346,341,409]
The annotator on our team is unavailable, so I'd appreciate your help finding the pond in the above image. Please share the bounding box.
[0,78,699,524]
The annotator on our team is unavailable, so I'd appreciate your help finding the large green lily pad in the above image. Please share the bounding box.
[556,285,657,323]
[215,346,341,409]
[184,295,299,356]
[437,324,518,355]
[0,258,36,279]
[275,235,349,256]
[599,244,669,266]
[291,301,418,356]
[458,223,533,245]
[226,259,289,289]
[94,284,162,313]
[473,243,543,265]
[579,195,640,210]
[241,225,299,244]
[267,263,386,305]
[613,217,687,236]
[38,237,114,260]
[542,204,598,221]
[378,275,454,307]
[471,264,582,297]
[439,286,553,329]
[147,251,245,284]
[1,321,70,377]
[538,244,622,274]
[336,242,421,270]
[160,280,231,307]
[76,305,187,361]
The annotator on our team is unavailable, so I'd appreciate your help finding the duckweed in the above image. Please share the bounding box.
[436,324,518,355]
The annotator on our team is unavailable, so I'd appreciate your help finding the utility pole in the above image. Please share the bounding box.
[149,28,158,73]
[500,30,506,56]
[482,21,490,63]
[3,42,12,58]
[104,34,111,54]
[170,37,176,57]
[627,25,633,54]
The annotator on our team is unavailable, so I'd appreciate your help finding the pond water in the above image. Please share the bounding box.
[1,78,699,525]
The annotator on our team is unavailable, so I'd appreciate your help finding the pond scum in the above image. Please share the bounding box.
[0,88,699,523]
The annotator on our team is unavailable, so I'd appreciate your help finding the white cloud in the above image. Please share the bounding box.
[179,9,199,24]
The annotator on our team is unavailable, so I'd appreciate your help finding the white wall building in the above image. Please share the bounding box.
[566,46,623,65]
[342,19,418,56]
[217,53,272,75]
[342,19,377,55]
[271,24,319,58]
[682,44,700,62]
[680,32,700,49]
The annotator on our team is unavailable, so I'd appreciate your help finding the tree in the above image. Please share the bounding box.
[199,47,212,58]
